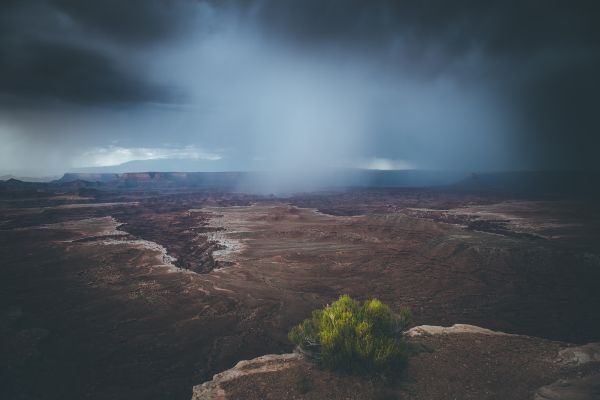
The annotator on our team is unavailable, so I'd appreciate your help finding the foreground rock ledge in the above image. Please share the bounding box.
[192,353,304,400]
[191,325,600,400]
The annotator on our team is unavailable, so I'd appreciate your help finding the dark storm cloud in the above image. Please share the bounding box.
[0,0,192,106]
[51,0,198,44]
[3,0,598,106]
[240,0,600,56]
[1,0,599,173]
[244,0,600,104]
[0,37,169,106]
[232,0,600,170]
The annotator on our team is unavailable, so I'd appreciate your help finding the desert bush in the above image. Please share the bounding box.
[288,295,412,373]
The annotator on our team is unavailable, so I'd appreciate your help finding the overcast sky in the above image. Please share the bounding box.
[1,0,599,177]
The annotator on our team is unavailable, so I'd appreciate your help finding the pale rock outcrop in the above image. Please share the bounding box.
[405,323,510,337]
[533,373,600,400]
[191,353,302,400]
[556,342,600,366]
[532,343,600,400]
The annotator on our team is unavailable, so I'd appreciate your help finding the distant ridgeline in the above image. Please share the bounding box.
[57,172,245,187]
[1,170,598,196]
[55,170,465,191]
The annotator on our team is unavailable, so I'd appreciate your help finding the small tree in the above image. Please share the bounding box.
[288,295,412,374]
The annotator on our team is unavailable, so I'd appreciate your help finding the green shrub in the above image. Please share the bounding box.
[288,295,412,374]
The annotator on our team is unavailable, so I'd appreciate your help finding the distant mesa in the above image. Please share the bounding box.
[57,171,247,190]
[56,170,467,190]
[2,170,598,196]
[0,174,59,183]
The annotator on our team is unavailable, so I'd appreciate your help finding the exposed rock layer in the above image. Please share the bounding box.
[192,325,600,400]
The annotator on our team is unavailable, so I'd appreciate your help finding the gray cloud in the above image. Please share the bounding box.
[51,0,197,44]
[0,0,190,106]
[0,0,599,177]
[0,38,172,106]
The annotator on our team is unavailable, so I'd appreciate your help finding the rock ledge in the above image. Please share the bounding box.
[192,353,302,400]
[406,323,510,337]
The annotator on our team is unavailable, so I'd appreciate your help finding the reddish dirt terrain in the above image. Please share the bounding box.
[1,187,599,399]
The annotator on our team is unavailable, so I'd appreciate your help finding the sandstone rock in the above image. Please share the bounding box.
[191,353,302,400]
[533,373,600,400]
[557,343,600,366]
[405,323,510,337]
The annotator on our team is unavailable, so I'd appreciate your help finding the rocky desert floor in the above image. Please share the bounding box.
[1,188,599,399]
